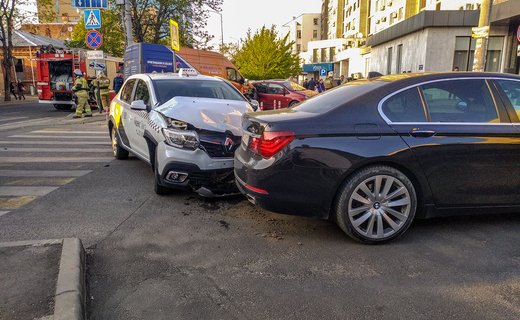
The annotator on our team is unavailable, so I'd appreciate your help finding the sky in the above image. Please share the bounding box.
[204,0,322,48]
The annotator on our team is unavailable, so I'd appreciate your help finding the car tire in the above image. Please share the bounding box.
[289,100,299,107]
[111,126,129,160]
[334,166,417,244]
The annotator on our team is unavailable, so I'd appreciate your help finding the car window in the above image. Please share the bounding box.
[268,84,285,95]
[294,80,385,113]
[120,79,136,103]
[382,87,426,122]
[253,82,268,94]
[227,68,237,82]
[153,79,245,104]
[134,80,150,106]
[285,81,306,91]
[421,79,499,123]
[496,80,520,120]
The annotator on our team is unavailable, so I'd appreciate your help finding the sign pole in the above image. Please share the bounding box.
[170,19,180,73]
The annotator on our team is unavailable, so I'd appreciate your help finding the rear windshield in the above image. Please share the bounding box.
[285,81,306,91]
[293,80,385,113]
[153,79,245,104]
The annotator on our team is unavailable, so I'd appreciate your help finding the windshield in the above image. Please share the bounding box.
[285,81,306,91]
[153,79,246,105]
[293,80,386,113]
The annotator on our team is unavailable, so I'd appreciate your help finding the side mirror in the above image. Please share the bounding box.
[283,90,288,96]
[130,100,147,110]
[249,100,260,111]
[239,78,245,85]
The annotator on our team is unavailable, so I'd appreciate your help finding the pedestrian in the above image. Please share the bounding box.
[16,80,26,100]
[308,77,316,91]
[453,66,459,72]
[72,69,92,118]
[340,75,346,84]
[303,78,309,89]
[324,75,336,90]
[92,70,111,113]
[317,79,325,93]
[9,81,18,100]
[113,72,124,94]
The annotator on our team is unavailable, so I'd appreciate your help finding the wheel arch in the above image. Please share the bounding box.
[143,130,158,170]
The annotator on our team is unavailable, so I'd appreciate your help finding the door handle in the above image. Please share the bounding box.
[409,129,436,138]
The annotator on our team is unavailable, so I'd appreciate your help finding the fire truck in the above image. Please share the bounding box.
[36,46,87,110]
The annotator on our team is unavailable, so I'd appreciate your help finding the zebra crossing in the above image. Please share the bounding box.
[0,123,113,217]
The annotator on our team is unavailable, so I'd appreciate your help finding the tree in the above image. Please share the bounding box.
[129,0,223,49]
[233,26,301,80]
[67,9,125,57]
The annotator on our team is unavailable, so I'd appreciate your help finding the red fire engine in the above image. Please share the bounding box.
[36,47,87,110]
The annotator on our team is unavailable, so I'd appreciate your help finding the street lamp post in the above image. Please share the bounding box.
[208,9,224,50]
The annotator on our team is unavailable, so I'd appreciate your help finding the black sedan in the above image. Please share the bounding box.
[234,72,520,244]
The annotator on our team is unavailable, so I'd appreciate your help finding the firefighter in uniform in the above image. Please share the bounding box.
[72,69,91,118]
[92,70,111,113]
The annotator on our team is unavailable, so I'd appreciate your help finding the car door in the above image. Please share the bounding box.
[382,78,519,207]
[253,82,269,110]
[267,83,286,109]
[129,79,153,160]
[116,79,136,150]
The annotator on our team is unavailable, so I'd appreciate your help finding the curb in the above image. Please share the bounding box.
[54,238,86,320]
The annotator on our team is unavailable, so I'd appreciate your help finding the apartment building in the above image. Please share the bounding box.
[282,14,322,55]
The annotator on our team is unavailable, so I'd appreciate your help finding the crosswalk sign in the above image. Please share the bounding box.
[84,9,101,29]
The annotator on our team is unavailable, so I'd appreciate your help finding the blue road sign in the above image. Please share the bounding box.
[319,68,327,77]
[74,0,107,8]
[86,30,103,50]
[84,9,101,29]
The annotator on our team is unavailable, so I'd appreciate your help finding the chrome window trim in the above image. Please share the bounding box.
[494,78,520,123]
[377,77,517,125]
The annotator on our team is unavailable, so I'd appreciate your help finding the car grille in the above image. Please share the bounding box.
[198,131,241,158]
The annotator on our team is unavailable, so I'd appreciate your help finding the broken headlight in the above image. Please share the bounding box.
[162,127,199,150]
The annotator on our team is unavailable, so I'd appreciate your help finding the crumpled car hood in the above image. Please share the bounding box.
[155,96,252,136]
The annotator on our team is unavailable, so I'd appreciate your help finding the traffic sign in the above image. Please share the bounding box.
[84,9,101,29]
[319,68,327,77]
[86,30,103,50]
[89,61,106,71]
[87,50,104,60]
[74,0,107,8]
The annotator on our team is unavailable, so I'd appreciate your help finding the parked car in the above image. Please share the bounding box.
[251,80,318,110]
[108,69,256,196]
[235,72,520,243]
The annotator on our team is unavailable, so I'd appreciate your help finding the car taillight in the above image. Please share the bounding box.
[248,131,295,158]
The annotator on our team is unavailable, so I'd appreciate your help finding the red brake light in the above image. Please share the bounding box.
[248,131,295,158]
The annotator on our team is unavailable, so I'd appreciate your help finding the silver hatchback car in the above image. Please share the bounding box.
[107,70,256,196]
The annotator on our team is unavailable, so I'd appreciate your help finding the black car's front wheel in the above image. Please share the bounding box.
[334,166,417,244]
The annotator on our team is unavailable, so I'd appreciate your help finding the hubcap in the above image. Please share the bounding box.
[347,175,411,239]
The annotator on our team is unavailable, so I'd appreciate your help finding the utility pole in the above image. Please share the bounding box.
[208,9,224,51]
[116,0,133,48]
[472,0,493,72]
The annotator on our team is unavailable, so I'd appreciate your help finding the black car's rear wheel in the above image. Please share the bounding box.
[335,166,417,244]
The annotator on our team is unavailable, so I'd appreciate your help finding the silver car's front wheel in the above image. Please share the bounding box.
[335,166,417,243]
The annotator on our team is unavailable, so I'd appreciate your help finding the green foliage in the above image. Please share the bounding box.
[130,0,223,50]
[36,0,57,23]
[234,26,301,80]
[67,9,125,57]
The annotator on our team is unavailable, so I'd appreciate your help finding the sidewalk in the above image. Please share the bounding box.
[0,238,86,320]
[0,95,38,105]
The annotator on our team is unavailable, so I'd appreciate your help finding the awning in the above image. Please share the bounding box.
[302,63,334,73]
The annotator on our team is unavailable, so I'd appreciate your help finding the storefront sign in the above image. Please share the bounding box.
[302,63,334,73]
[471,26,489,39]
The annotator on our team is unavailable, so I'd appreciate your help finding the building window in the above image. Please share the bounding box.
[296,44,301,53]
[453,36,476,71]
[313,30,318,38]
[485,37,504,72]
[436,2,441,10]
[297,30,302,39]
[313,49,318,63]
[321,48,328,62]
[313,18,318,25]
[396,44,403,73]
[398,7,404,20]
[329,47,336,60]
[387,47,393,74]
[419,0,427,9]
[14,58,24,72]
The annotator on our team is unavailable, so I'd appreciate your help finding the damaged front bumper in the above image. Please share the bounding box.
[156,141,238,197]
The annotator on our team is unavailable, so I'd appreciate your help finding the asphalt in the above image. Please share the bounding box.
[0,242,61,320]
[2,101,520,319]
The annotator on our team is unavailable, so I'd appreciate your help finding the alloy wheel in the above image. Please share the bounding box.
[347,175,411,239]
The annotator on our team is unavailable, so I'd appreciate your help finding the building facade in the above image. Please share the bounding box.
[282,14,322,55]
